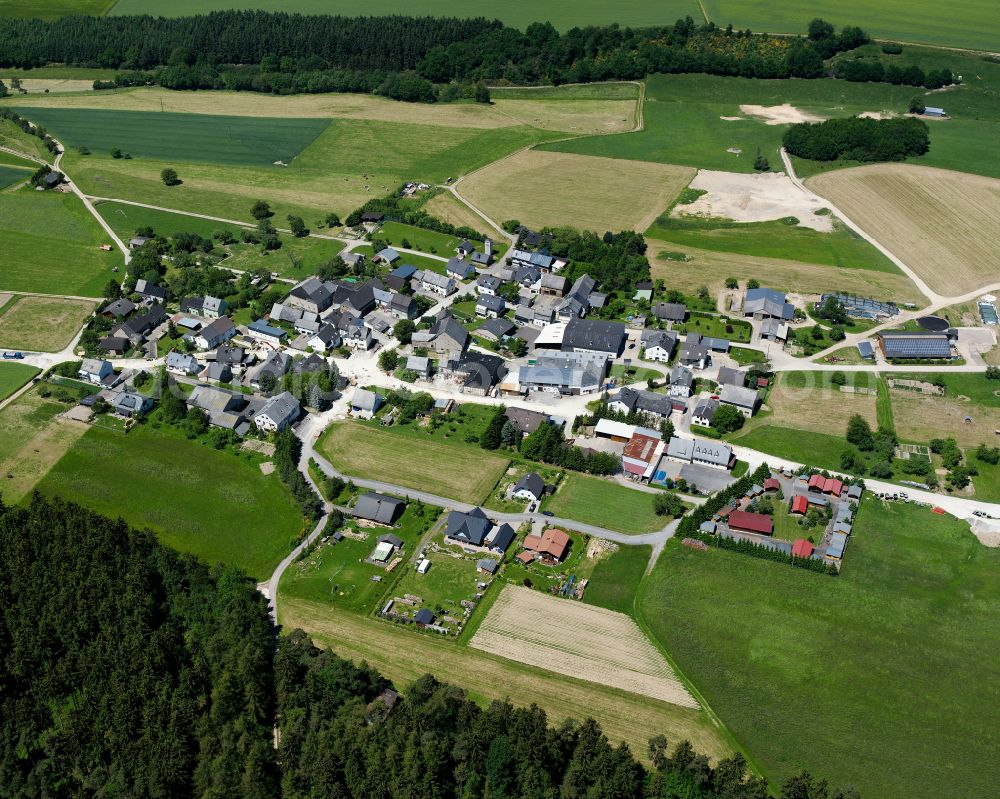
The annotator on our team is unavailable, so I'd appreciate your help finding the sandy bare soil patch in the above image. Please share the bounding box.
[858,111,897,120]
[461,150,694,233]
[647,242,924,304]
[808,164,1000,295]
[0,296,95,352]
[739,104,825,125]
[8,87,516,129]
[674,170,833,231]
[470,585,698,709]
[970,518,1000,547]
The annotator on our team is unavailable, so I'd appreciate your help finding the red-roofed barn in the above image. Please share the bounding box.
[727,510,774,536]
[792,539,814,559]
[789,495,809,515]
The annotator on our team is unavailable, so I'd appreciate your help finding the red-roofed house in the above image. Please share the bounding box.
[522,528,571,562]
[789,495,809,515]
[622,432,665,481]
[807,474,826,493]
[727,510,774,536]
[792,539,814,559]
[763,477,781,492]
[824,477,844,495]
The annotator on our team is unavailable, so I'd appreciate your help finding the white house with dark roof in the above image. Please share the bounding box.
[194,317,237,350]
[420,270,456,297]
[165,351,201,376]
[475,294,506,319]
[641,329,677,362]
[350,388,383,419]
[253,391,300,433]
[79,358,113,384]
[512,472,545,502]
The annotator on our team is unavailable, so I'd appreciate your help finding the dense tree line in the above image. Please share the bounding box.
[834,58,955,89]
[542,228,651,293]
[0,108,59,153]
[0,494,278,796]
[347,190,489,241]
[274,428,324,520]
[783,116,930,162]
[1,494,860,797]
[0,12,955,100]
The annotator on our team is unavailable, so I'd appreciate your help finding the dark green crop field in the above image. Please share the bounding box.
[9,107,330,166]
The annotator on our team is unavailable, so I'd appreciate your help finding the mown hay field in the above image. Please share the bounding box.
[471,585,698,708]
[461,150,695,233]
[0,296,96,351]
[279,594,731,763]
[808,164,1000,295]
[421,191,497,234]
[318,421,509,504]
[760,371,879,436]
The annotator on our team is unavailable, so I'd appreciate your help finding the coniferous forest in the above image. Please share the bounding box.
[0,495,858,798]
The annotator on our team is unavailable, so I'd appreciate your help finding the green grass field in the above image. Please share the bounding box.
[546,73,1000,179]
[583,544,651,614]
[0,190,120,296]
[0,117,52,162]
[0,164,31,190]
[639,498,1000,798]
[0,0,115,18]
[101,0,996,50]
[542,473,665,534]
[731,424,847,473]
[95,200,248,240]
[35,424,305,579]
[0,362,40,402]
[318,420,509,504]
[8,107,330,166]
[646,215,898,273]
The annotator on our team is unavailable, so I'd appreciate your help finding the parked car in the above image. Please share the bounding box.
[2,351,24,359]
[541,510,554,517]
[528,503,536,512]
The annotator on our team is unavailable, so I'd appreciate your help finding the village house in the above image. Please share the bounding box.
[743,288,794,321]
[669,365,694,398]
[165,351,201,376]
[444,507,516,554]
[353,492,407,525]
[622,431,666,481]
[386,263,415,292]
[641,329,678,362]
[78,358,114,385]
[134,279,166,304]
[652,302,687,324]
[477,318,516,343]
[719,384,760,417]
[307,324,342,353]
[350,388,383,419]
[504,406,550,437]
[609,386,674,421]
[101,298,136,319]
[692,399,719,427]
[716,366,745,387]
[517,351,606,395]
[247,319,287,347]
[187,385,252,433]
[476,274,504,296]
[446,257,476,281]
[512,472,546,502]
[475,294,506,319]
[678,334,710,369]
[522,528,570,563]
[561,317,626,357]
[194,317,237,350]
[420,270,457,297]
[253,391,300,433]
[109,388,153,418]
[247,351,291,389]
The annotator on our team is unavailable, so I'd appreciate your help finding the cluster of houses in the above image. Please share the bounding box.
[97,288,169,356]
[592,419,736,480]
[701,472,863,567]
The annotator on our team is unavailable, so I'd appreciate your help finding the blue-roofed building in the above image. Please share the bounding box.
[743,288,795,320]
[247,319,287,346]
[826,532,849,561]
[923,106,946,117]
[857,341,875,359]
[877,331,952,360]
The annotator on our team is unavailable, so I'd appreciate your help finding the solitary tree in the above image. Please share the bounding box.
[378,348,399,372]
[474,80,491,104]
[160,168,179,186]
[846,414,874,451]
[287,215,308,237]
[392,319,415,344]
[324,212,341,227]
[710,404,745,434]
[250,199,272,220]
[725,277,739,289]
[753,148,770,172]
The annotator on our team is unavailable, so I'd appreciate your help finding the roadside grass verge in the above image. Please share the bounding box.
[638,498,1000,798]
[35,424,305,580]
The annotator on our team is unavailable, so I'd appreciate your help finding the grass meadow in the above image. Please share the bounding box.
[318,420,510,504]
[35,424,305,580]
[0,164,31,190]
[0,362,40,402]
[646,215,897,273]
[0,0,115,18]
[546,73,1000,179]
[0,117,52,162]
[0,190,119,296]
[639,498,1000,798]
[583,543,651,614]
[542,473,666,534]
[0,296,96,352]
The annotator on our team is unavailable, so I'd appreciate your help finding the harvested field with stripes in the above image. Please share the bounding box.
[470,585,698,708]
[808,164,1000,295]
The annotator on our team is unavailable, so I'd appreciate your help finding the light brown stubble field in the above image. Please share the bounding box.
[461,150,695,233]
[808,164,1000,295]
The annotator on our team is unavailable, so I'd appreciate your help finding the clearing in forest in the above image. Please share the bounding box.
[808,164,1000,295]
[470,585,698,709]
[461,150,694,233]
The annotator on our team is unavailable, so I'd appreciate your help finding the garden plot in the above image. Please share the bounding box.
[674,170,833,231]
[470,584,697,708]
